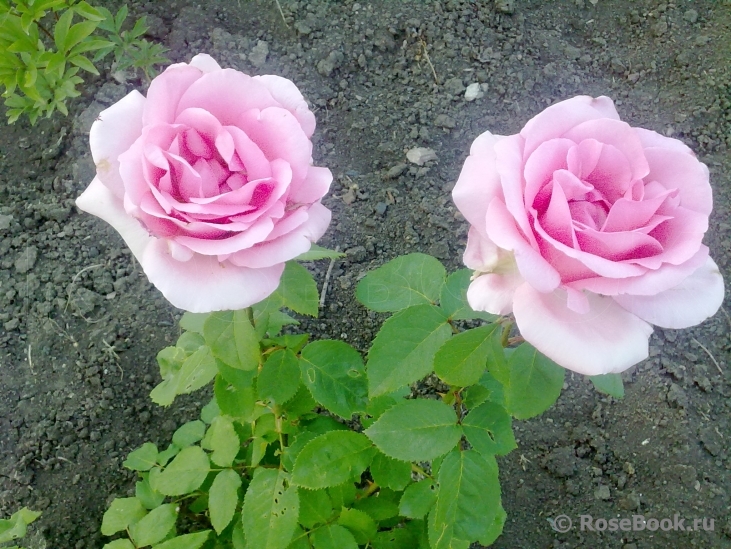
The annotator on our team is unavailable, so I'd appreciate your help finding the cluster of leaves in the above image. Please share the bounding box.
[101,252,623,549]
[0,0,168,124]
[0,507,40,549]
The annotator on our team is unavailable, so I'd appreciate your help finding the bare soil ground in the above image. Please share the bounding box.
[0,1,729,548]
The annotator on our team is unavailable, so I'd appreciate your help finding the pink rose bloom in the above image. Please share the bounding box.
[77,54,331,312]
[453,96,724,375]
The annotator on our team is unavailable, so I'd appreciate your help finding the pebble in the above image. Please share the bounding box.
[683,9,698,23]
[375,202,388,216]
[249,40,269,67]
[15,246,38,273]
[443,76,465,95]
[434,114,456,128]
[406,147,437,165]
[495,0,514,14]
[385,163,407,179]
[464,83,484,101]
[594,485,611,500]
[0,214,12,231]
[317,50,344,77]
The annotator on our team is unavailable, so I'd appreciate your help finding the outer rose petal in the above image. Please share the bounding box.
[75,177,283,312]
[189,53,222,73]
[288,166,332,204]
[466,269,524,316]
[141,240,284,312]
[452,131,505,236]
[255,74,317,137]
[513,284,653,375]
[520,96,620,157]
[90,91,146,198]
[77,176,151,260]
[463,226,499,271]
[143,63,205,125]
[613,257,725,329]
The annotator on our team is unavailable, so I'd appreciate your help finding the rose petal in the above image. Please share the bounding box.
[143,64,204,126]
[523,138,573,206]
[513,284,653,375]
[90,91,146,198]
[173,216,275,255]
[229,202,331,268]
[177,69,278,126]
[494,135,539,248]
[238,106,313,184]
[520,96,620,157]
[636,207,708,268]
[288,166,332,205]
[575,227,663,262]
[643,147,712,216]
[142,239,285,312]
[485,199,562,293]
[254,74,317,137]
[569,246,709,296]
[566,138,603,180]
[76,177,152,260]
[463,226,500,271]
[466,269,524,316]
[634,127,693,155]
[613,256,724,329]
[564,118,650,182]
[452,131,505,236]
[189,53,222,73]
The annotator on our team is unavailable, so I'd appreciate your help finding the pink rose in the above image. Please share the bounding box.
[77,54,331,313]
[453,96,724,375]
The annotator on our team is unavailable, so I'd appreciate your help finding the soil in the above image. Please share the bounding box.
[1,1,730,548]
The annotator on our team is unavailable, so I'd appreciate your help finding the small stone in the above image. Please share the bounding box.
[464,83,484,101]
[406,147,437,165]
[249,40,269,67]
[495,0,514,14]
[0,214,12,231]
[89,431,101,442]
[375,202,388,216]
[434,114,456,128]
[443,77,465,95]
[317,50,344,77]
[594,485,611,500]
[683,9,698,23]
[4,318,19,331]
[294,20,312,34]
[385,163,407,179]
[618,492,641,510]
[15,246,38,273]
[542,447,578,478]
[699,426,723,456]
[342,189,356,205]
[652,20,668,37]
[666,383,688,408]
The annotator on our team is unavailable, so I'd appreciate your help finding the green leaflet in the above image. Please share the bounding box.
[433,323,501,387]
[356,253,446,312]
[299,340,368,418]
[204,310,260,371]
[242,468,299,549]
[589,373,625,398]
[364,399,461,462]
[503,343,565,419]
[292,431,375,489]
[209,469,241,534]
[462,401,516,456]
[257,348,301,405]
[428,449,502,548]
[366,304,452,397]
[151,446,210,496]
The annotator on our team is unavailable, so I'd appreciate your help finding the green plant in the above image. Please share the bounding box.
[0,507,41,549]
[99,252,624,548]
[0,0,168,124]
